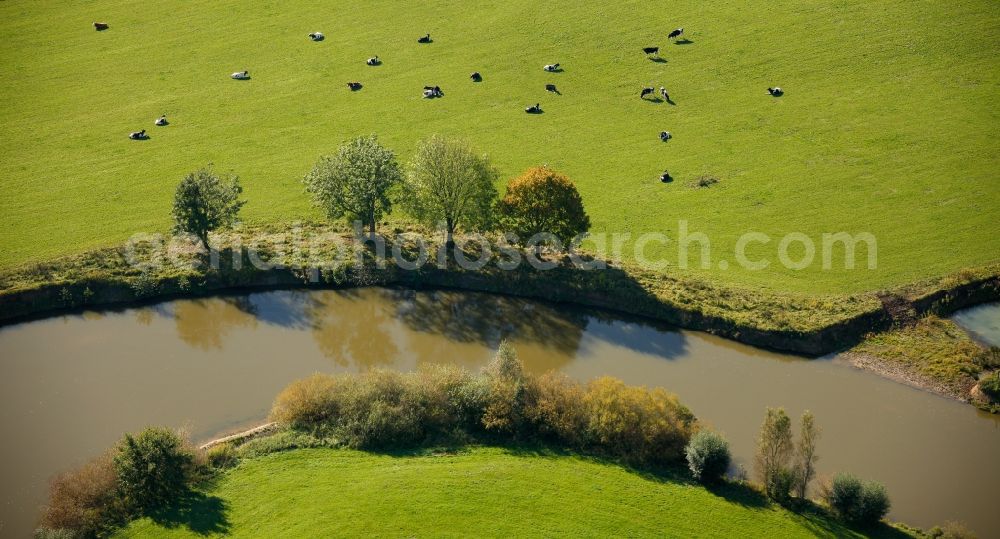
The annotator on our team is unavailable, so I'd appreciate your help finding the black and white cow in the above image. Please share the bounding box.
[231,71,250,80]
[640,87,656,99]
[767,87,784,96]
[308,32,324,41]
[668,28,684,40]
[154,115,168,126]
[660,86,670,101]
[525,103,542,114]
[543,63,560,72]
[545,83,558,93]
[347,82,363,91]
[418,33,431,43]
[642,46,659,55]
[470,71,482,82]
[366,56,381,66]
[94,22,109,31]
[129,129,148,140]
[660,131,672,141]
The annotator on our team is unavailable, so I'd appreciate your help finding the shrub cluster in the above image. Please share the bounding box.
[38,428,203,538]
[979,370,1000,401]
[271,342,697,466]
[685,430,731,483]
[824,473,891,526]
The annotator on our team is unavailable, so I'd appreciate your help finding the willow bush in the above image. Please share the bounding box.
[270,342,697,465]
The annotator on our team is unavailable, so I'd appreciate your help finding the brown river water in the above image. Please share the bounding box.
[0,289,998,537]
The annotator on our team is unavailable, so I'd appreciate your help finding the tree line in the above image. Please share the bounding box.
[171,134,590,253]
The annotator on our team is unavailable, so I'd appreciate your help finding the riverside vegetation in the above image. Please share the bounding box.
[36,343,917,538]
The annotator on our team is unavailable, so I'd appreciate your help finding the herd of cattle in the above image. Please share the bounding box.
[110,20,782,181]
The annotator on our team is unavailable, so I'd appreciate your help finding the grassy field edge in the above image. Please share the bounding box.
[1,223,997,358]
[113,443,920,539]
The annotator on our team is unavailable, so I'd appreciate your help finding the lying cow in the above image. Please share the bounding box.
[418,33,431,43]
[470,71,482,82]
[129,129,148,140]
[231,71,250,80]
[93,22,109,31]
[422,85,443,98]
[545,83,559,94]
[543,63,560,72]
[660,131,672,141]
[154,115,168,126]
[309,32,324,41]
[525,103,542,114]
[347,82,363,91]
[767,87,784,96]
[366,56,381,66]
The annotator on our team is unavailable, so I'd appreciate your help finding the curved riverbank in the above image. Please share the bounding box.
[2,225,999,358]
[3,287,998,535]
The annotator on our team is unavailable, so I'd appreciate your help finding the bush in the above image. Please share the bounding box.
[114,427,200,511]
[685,430,731,483]
[583,377,695,465]
[826,473,891,525]
[206,443,239,469]
[496,166,591,247]
[38,451,121,538]
[526,372,589,446]
[979,371,1000,401]
[270,373,351,429]
[267,343,697,466]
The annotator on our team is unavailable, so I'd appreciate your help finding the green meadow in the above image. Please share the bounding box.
[1,0,997,293]
[115,447,912,538]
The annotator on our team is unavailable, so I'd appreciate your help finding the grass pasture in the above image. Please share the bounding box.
[0,0,998,293]
[114,447,913,538]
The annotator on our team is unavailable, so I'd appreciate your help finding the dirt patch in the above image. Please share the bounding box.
[841,352,972,402]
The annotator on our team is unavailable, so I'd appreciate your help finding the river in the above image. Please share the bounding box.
[0,289,997,537]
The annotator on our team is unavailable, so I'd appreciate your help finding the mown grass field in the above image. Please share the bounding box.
[1,0,997,293]
[115,447,912,538]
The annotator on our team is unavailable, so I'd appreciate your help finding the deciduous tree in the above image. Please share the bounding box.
[405,135,498,247]
[303,135,402,239]
[171,168,245,250]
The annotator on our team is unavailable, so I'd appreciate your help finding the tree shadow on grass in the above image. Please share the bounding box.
[145,489,231,536]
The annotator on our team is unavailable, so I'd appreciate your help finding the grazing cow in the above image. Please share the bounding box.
[545,83,559,93]
[308,32,324,41]
[543,63,560,72]
[660,131,672,141]
[642,46,659,55]
[525,103,542,114]
[93,22,109,31]
[418,33,431,43]
[470,71,482,82]
[668,28,684,40]
[660,170,673,183]
[767,87,784,96]
[366,56,381,66]
[231,71,249,80]
[347,82,363,91]
[640,87,655,99]
[154,115,168,126]
[660,86,670,101]
[129,129,147,140]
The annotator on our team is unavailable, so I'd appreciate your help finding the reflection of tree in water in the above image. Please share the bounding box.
[394,290,587,371]
[172,297,258,350]
[305,290,400,369]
